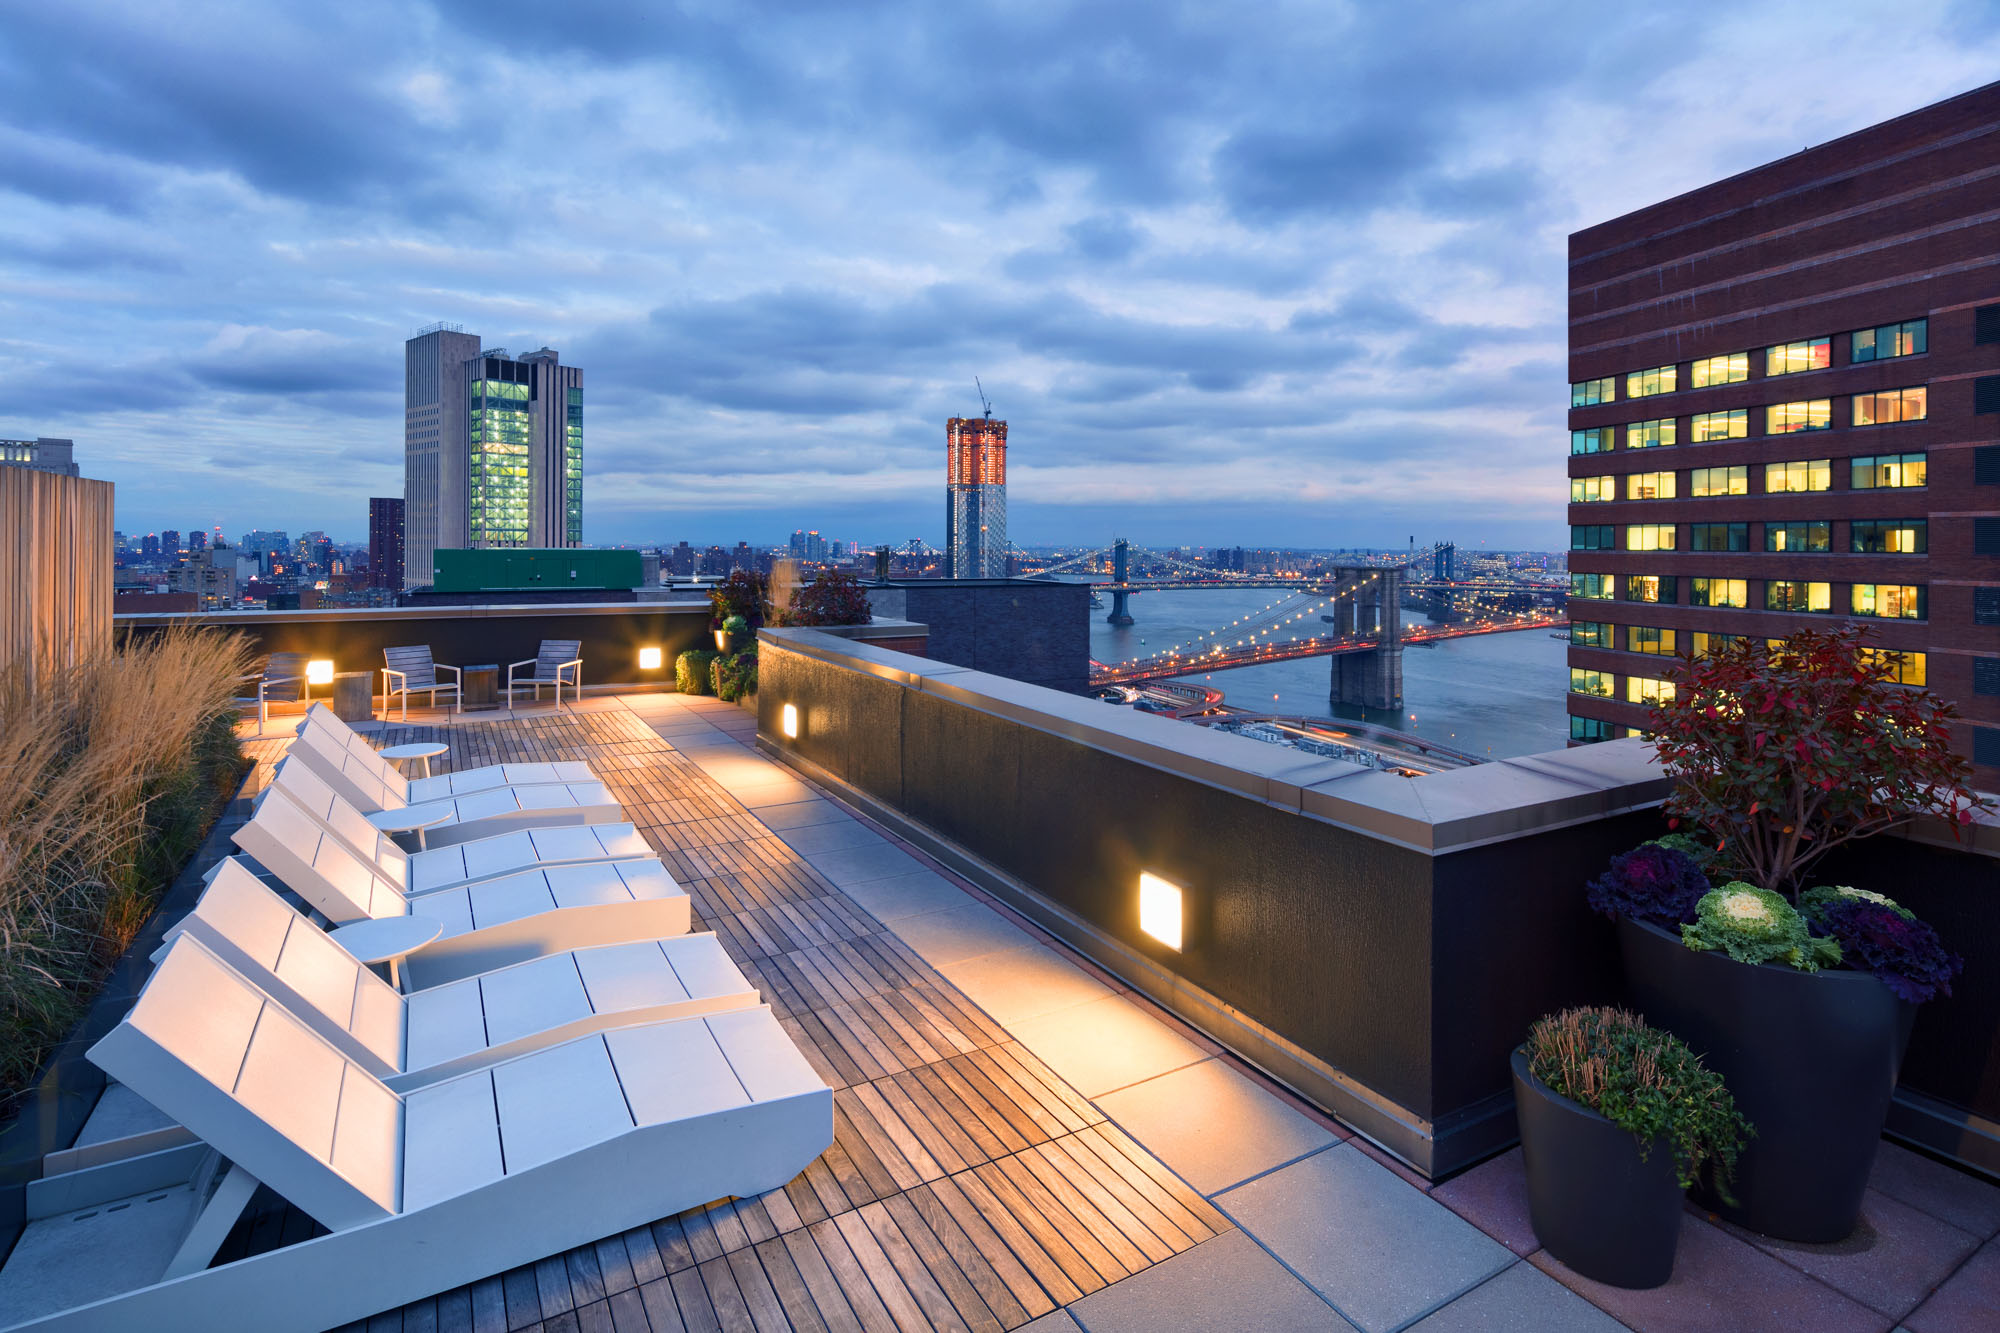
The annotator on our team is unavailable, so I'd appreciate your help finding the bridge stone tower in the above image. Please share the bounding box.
[1106,538,1135,625]
[1329,566,1403,710]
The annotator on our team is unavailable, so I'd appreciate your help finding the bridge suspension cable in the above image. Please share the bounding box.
[1116,575,1386,671]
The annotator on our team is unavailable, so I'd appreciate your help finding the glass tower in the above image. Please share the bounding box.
[945,416,1008,578]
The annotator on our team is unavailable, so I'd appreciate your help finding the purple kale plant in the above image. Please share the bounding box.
[1587,843,1711,927]
[1802,892,1963,1004]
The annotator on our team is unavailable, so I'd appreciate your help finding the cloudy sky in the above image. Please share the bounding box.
[3,2,1997,551]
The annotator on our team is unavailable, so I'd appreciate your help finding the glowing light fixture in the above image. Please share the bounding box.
[1138,872,1184,951]
[306,659,334,686]
[781,702,799,739]
[638,646,663,671]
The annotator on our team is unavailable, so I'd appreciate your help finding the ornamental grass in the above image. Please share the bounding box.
[0,626,251,1109]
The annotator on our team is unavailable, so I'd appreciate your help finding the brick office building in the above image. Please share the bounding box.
[1566,80,2000,785]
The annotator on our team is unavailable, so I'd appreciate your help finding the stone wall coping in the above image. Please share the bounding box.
[761,627,1672,855]
[115,601,715,625]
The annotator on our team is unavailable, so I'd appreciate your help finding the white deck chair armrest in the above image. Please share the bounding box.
[506,658,537,671]
[433,664,462,682]
[382,667,408,689]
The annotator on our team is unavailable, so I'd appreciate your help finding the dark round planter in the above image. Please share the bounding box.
[1617,916,1916,1242]
[715,630,740,654]
[1512,1048,1684,1289]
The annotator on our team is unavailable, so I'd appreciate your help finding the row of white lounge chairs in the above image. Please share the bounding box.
[0,705,833,1333]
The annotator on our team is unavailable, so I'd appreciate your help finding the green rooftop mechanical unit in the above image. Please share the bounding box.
[432,548,642,593]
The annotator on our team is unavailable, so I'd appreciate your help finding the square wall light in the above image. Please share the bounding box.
[306,659,334,686]
[780,702,799,739]
[638,646,663,671]
[1138,872,1184,951]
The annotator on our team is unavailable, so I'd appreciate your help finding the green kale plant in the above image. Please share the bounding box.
[1526,1006,1753,1198]
[1682,884,1841,972]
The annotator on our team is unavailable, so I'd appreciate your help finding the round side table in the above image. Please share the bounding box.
[380,741,450,780]
[326,915,445,990]
[367,805,452,851]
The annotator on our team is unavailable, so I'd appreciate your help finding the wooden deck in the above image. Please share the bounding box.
[261,703,1233,1333]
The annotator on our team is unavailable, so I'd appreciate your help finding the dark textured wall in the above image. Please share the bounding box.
[866,580,1090,693]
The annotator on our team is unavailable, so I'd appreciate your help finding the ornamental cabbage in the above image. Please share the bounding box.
[1801,889,1962,1004]
[1586,843,1711,926]
[1682,884,1841,972]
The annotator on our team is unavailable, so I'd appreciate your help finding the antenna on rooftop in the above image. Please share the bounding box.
[975,377,993,419]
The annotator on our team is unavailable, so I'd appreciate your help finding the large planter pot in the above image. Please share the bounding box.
[1618,916,1916,1242]
[1512,1048,1684,1288]
[714,630,740,654]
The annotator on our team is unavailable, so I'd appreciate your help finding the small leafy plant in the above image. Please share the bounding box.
[711,653,757,703]
[721,613,749,636]
[1800,887,1963,1004]
[675,649,718,696]
[1587,843,1711,926]
[1527,1006,1752,1197]
[1644,832,1718,879]
[1682,885,1841,972]
[708,570,769,630]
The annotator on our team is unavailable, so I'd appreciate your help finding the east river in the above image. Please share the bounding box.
[1085,585,1570,760]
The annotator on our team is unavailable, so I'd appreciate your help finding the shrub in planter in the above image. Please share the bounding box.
[782,569,871,627]
[716,613,750,654]
[708,570,769,632]
[675,649,718,696]
[711,653,757,704]
[1514,1007,1749,1288]
[1586,842,1710,927]
[1611,626,1990,1241]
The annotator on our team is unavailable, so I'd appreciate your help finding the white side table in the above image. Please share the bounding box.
[380,741,449,780]
[326,915,445,990]
[367,805,452,851]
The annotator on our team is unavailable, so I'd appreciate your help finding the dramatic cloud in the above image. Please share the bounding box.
[1,0,1996,548]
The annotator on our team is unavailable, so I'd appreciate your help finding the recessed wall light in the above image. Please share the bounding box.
[1138,872,1184,951]
[781,702,799,739]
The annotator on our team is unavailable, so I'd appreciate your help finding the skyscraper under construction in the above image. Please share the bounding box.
[945,413,1007,578]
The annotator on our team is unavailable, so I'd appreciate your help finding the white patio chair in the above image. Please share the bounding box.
[381,644,460,720]
[283,736,618,851]
[161,861,759,1091]
[299,703,600,801]
[234,652,308,731]
[2,936,829,1333]
[261,758,658,897]
[230,783,689,988]
[507,639,582,708]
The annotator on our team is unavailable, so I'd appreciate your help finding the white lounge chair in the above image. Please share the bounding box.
[0,936,830,1333]
[277,750,619,854]
[161,862,758,1091]
[262,757,655,895]
[230,788,689,988]
[300,703,603,799]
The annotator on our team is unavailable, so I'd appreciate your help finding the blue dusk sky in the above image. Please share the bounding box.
[2,2,1996,550]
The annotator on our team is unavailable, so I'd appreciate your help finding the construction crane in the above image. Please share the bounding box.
[975,376,993,420]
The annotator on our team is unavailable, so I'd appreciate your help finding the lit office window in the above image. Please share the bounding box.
[1627,626,1677,656]
[1625,418,1678,450]
[1850,319,1926,363]
[1766,338,1831,377]
[1766,459,1831,493]
[1571,377,1617,407]
[1690,631,1741,657]
[1570,667,1614,697]
[1691,353,1749,387]
[1626,676,1675,704]
[1571,621,1612,648]
[1850,453,1926,489]
[1571,475,1617,503]
[1690,522,1748,551]
[1571,427,1616,455]
[1850,520,1927,554]
[1690,465,1748,497]
[1624,471,1676,500]
[1860,647,1927,685]
[1765,580,1832,613]
[1623,574,1676,603]
[1851,386,1928,425]
[1767,400,1832,433]
[1765,521,1830,553]
[1626,365,1677,398]
[1690,578,1748,608]
[1691,409,1747,442]
[1570,573,1614,600]
[1625,524,1676,551]
[1850,584,1926,619]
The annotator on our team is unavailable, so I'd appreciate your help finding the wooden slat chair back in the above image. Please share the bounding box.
[382,645,460,721]
[235,651,309,730]
[508,639,582,707]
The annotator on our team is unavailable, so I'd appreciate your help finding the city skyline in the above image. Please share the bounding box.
[4,6,1999,545]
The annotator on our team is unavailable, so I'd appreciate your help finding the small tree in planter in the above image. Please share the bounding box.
[1606,625,1990,1242]
[1649,625,1982,899]
[782,569,871,627]
[708,570,769,632]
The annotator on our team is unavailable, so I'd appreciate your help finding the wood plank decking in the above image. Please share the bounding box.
[278,703,1233,1333]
